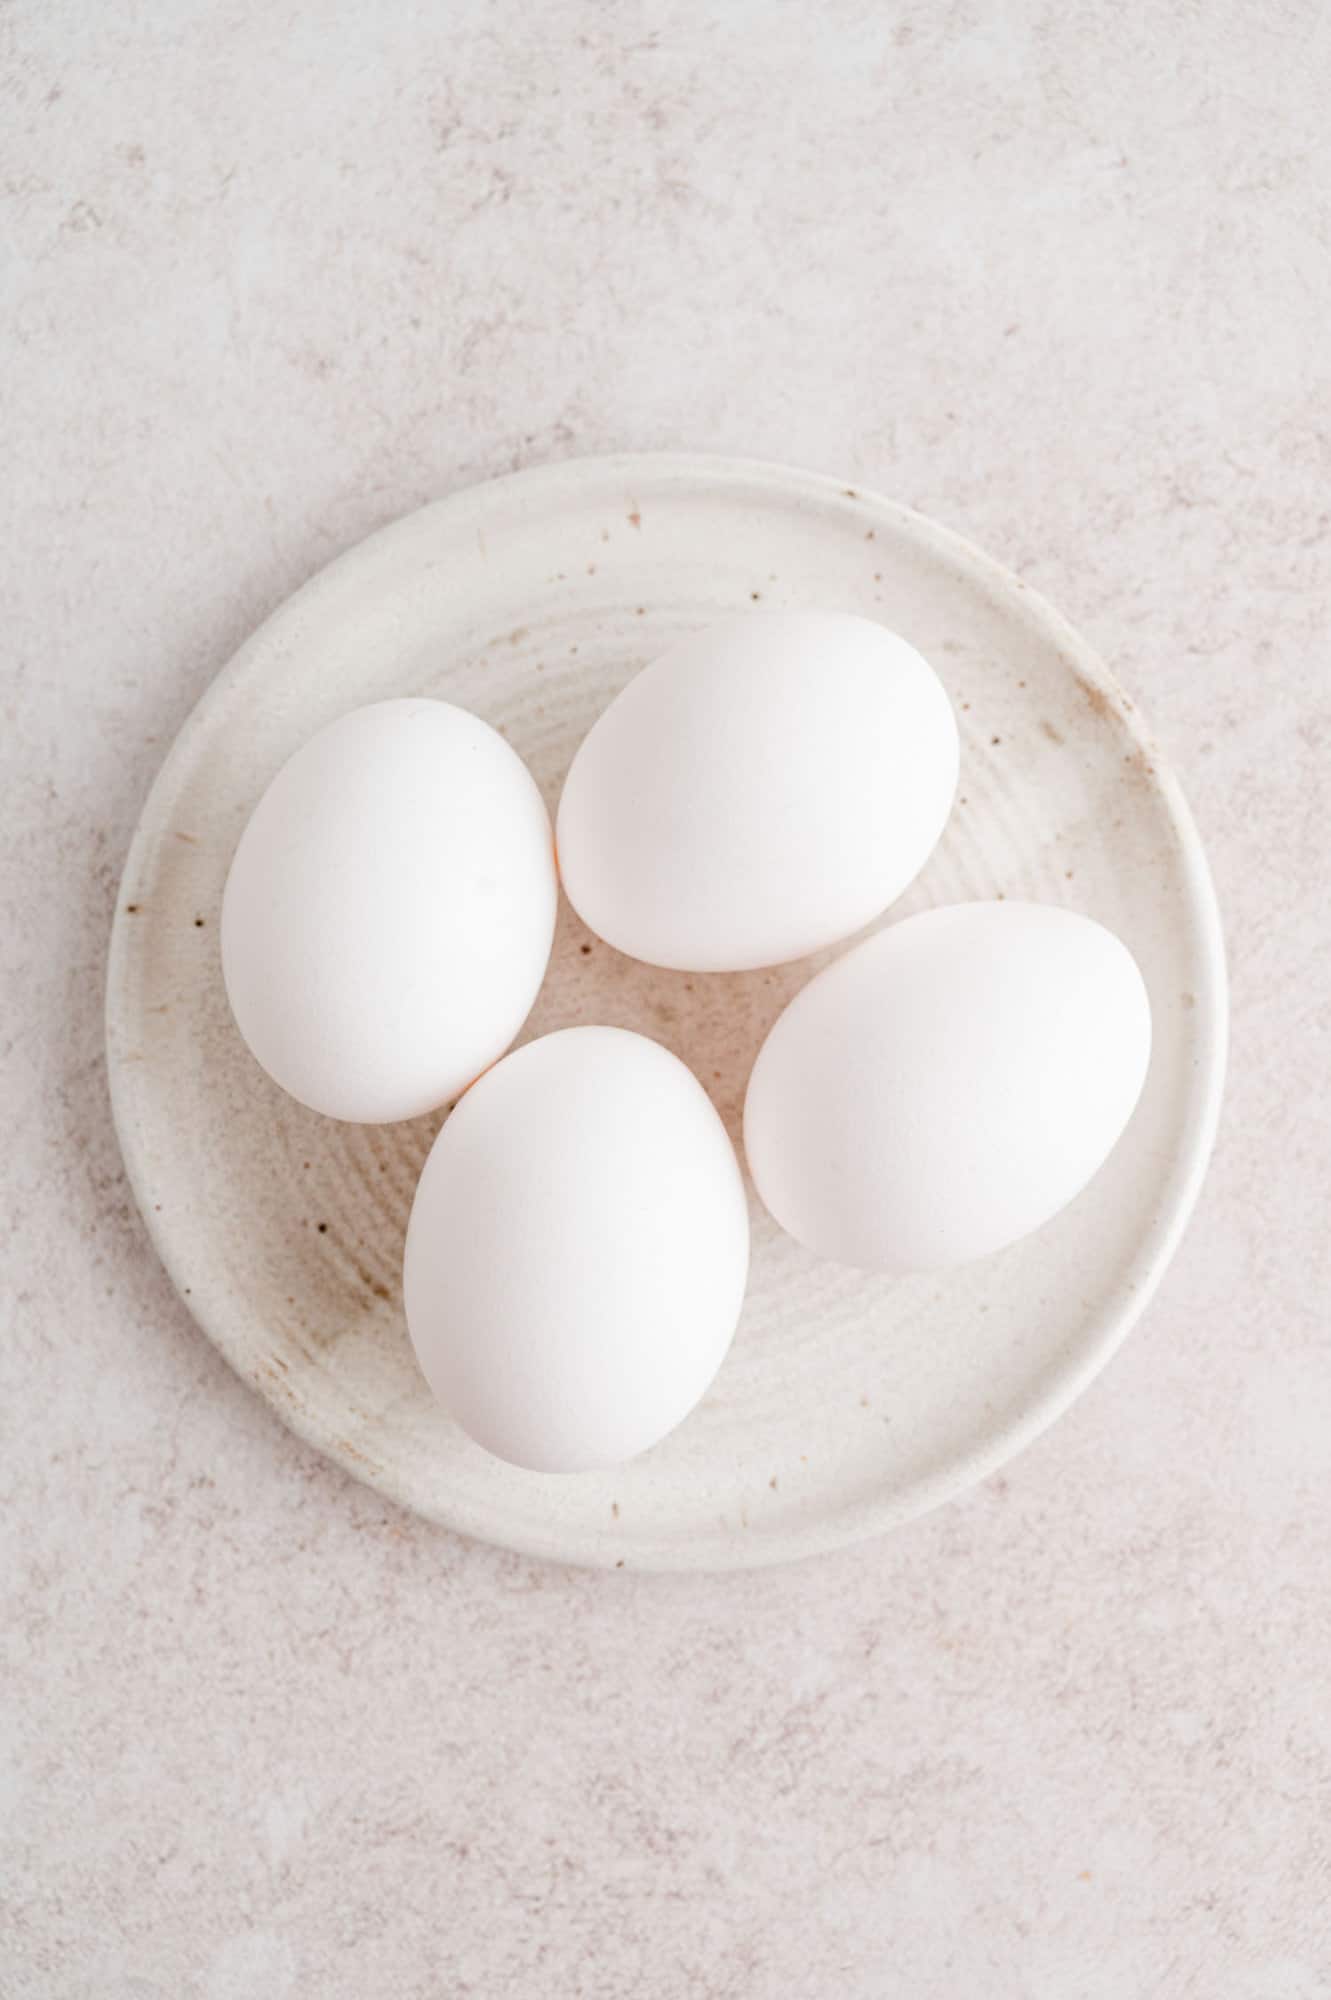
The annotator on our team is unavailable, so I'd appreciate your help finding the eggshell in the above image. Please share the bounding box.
[403,1027,750,1472]
[221,699,556,1123]
[744,902,1152,1272]
[556,611,958,971]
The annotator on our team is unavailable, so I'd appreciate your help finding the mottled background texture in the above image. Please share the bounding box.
[3,3,1329,1995]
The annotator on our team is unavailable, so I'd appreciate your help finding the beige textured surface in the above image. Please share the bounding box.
[2,3,1327,1994]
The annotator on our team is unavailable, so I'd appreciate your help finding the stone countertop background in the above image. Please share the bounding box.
[3,3,1328,1995]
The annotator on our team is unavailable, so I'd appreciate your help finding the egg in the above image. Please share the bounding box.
[221,699,556,1123]
[744,902,1152,1271]
[556,611,958,971]
[403,1027,749,1472]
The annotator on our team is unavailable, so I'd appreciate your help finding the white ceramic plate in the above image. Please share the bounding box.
[106,454,1226,1571]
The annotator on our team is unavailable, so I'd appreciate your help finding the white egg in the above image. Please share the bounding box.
[744,902,1152,1272]
[403,1027,749,1472]
[221,699,556,1123]
[556,611,958,971]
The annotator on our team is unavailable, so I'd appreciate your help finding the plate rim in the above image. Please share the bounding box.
[105,451,1229,1570]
